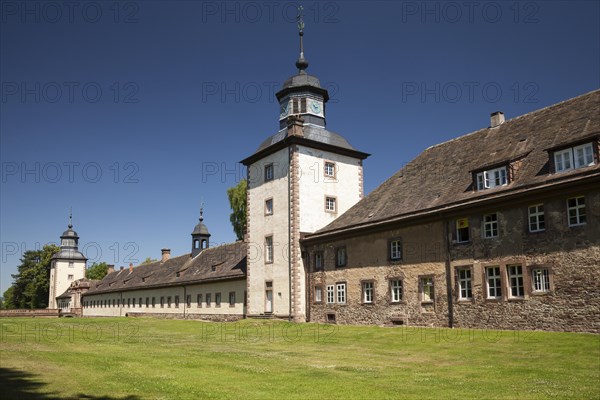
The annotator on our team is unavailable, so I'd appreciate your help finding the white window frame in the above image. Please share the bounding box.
[265,236,274,263]
[567,196,586,226]
[507,264,524,298]
[420,277,434,303]
[390,280,403,302]
[326,285,335,304]
[390,239,402,260]
[486,266,502,299]
[476,166,507,190]
[325,196,337,213]
[554,142,595,172]
[362,281,374,303]
[531,268,550,293]
[314,286,322,303]
[336,283,346,304]
[528,204,545,232]
[264,163,274,181]
[483,213,499,238]
[573,143,594,168]
[265,198,273,215]
[457,268,472,300]
[324,161,336,178]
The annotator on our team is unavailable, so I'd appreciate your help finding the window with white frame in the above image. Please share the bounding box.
[265,236,274,263]
[483,213,499,238]
[390,239,402,260]
[265,198,273,215]
[336,283,346,304]
[325,196,337,212]
[507,265,524,298]
[362,281,374,303]
[567,196,586,226]
[456,218,470,243]
[528,204,545,232]
[264,163,274,181]
[390,280,403,302]
[324,161,336,177]
[457,268,472,300]
[476,166,507,190]
[326,285,335,304]
[554,142,595,172]
[314,251,324,271]
[314,286,322,303]
[531,268,550,293]
[420,277,434,302]
[336,247,347,267]
[486,266,502,299]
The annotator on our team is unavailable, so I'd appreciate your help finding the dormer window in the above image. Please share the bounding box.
[554,142,595,172]
[476,166,507,190]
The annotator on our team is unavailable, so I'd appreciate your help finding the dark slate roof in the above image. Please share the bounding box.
[84,242,246,295]
[52,249,87,261]
[242,124,369,166]
[281,73,322,90]
[56,288,72,299]
[307,89,600,238]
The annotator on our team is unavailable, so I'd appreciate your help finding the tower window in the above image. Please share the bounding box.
[324,162,336,178]
[300,98,307,113]
[264,163,274,182]
[68,262,74,268]
[194,239,200,249]
[293,98,299,114]
[68,274,73,280]
[325,196,337,213]
[265,236,274,263]
[265,198,273,215]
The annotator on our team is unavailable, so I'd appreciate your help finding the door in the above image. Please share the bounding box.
[265,289,273,313]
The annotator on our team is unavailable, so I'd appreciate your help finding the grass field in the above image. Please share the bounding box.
[1,317,598,399]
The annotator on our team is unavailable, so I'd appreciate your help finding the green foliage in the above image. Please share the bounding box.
[86,262,110,280]
[0,318,598,399]
[227,178,247,240]
[141,257,158,265]
[5,244,59,309]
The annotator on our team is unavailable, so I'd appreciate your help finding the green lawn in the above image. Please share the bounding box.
[1,318,598,399]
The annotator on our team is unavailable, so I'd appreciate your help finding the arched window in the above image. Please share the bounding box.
[201,239,207,249]
[194,239,200,249]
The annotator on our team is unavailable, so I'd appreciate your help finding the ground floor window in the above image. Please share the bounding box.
[457,268,472,300]
[206,293,212,307]
[486,266,502,299]
[531,268,551,292]
[186,294,192,307]
[336,283,346,304]
[362,281,374,303]
[390,279,403,302]
[326,285,335,304]
[420,277,434,302]
[507,264,524,298]
[215,293,221,307]
[197,294,202,307]
[229,292,236,306]
[314,286,322,303]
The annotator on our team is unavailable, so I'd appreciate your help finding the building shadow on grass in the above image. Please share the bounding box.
[0,367,141,400]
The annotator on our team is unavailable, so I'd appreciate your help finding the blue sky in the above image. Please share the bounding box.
[1,1,599,295]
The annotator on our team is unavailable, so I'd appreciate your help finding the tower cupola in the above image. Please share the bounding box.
[276,6,329,130]
[191,208,210,257]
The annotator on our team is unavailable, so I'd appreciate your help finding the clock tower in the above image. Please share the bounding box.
[242,8,369,321]
[276,9,329,130]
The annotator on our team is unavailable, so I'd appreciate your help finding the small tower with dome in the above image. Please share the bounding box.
[48,212,87,309]
[191,208,210,257]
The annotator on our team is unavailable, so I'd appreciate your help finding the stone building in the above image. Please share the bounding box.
[302,90,600,333]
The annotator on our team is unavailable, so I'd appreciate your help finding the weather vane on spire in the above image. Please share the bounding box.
[68,208,73,228]
[295,5,309,73]
[199,200,204,222]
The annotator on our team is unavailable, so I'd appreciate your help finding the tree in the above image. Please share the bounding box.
[227,178,247,240]
[5,244,59,309]
[86,262,109,280]
[141,257,158,265]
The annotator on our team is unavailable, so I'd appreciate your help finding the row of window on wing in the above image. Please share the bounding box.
[83,291,241,309]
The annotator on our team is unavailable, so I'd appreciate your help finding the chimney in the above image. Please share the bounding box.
[129,263,134,273]
[161,248,171,262]
[107,264,115,274]
[286,115,304,137]
[490,111,505,128]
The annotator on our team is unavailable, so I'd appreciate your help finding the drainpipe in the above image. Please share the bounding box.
[288,146,293,322]
[444,218,454,328]
[183,286,187,319]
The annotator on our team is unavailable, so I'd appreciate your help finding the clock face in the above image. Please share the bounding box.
[310,100,322,115]
[280,102,289,118]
